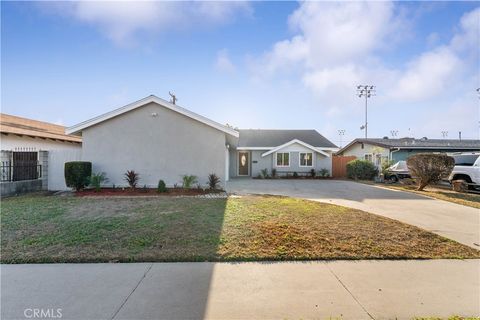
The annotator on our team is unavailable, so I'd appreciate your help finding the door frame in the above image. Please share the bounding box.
[237,151,250,176]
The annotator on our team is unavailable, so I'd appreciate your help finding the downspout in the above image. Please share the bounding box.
[390,148,400,162]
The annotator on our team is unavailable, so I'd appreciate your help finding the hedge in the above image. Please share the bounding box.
[64,161,92,191]
[346,159,378,180]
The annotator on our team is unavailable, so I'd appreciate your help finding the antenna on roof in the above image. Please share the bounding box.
[168,91,177,105]
[390,130,398,137]
[441,131,448,138]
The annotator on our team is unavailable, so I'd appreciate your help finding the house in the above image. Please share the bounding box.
[230,130,337,178]
[0,113,82,195]
[66,95,337,188]
[336,137,480,167]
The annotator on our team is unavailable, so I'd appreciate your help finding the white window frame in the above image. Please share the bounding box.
[364,153,373,163]
[275,152,290,167]
[299,152,314,167]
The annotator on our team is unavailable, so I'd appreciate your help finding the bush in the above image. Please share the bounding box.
[319,168,330,177]
[89,172,108,192]
[271,168,277,178]
[406,153,454,191]
[124,170,140,189]
[310,168,316,178]
[293,172,298,178]
[182,175,198,189]
[260,168,269,179]
[208,173,220,190]
[381,160,395,176]
[157,179,167,193]
[346,160,378,180]
[65,161,92,191]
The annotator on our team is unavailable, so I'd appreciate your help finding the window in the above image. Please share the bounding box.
[375,154,382,166]
[299,152,313,167]
[364,154,373,163]
[276,152,290,167]
[452,154,480,166]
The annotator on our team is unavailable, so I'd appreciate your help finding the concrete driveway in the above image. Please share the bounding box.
[226,179,480,249]
[2,260,479,320]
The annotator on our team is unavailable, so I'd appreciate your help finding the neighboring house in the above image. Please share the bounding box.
[66,95,337,188]
[230,130,337,178]
[336,137,480,167]
[0,113,82,194]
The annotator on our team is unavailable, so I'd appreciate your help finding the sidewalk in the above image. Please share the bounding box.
[2,260,479,320]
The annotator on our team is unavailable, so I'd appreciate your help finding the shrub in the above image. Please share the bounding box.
[124,170,140,189]
[65,161,92,191]
[260,168,269,179]
[381,160,395,176]
[89,172,108,192]
[346,160,378,180]
[271,168,277,178]
[208,173,220,190]
[319,168,330,177]
[182,175,198,189]
[157,180,167,193]
[406,153,454,191]
[310,168,316,178]
[293,172,298,178]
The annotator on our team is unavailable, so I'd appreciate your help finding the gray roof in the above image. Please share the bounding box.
[238,129,337,148]
[340,138,480,152]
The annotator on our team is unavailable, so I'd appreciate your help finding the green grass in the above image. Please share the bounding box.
[1,193,479,263]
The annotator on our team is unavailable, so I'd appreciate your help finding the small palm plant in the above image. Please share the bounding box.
[208,173,220,190]
[182,175,198,189]
[124,170,140,189]
[90,172,108,192]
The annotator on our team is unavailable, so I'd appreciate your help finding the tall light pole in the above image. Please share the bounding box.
[357,85,376,138]
[337,129,345,148]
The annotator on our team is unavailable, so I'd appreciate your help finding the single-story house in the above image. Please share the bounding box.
[0,113,82,194]
[66,95,337,188]
[336,137,480,166]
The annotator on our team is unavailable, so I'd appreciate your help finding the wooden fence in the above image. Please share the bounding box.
[332,155,356,178]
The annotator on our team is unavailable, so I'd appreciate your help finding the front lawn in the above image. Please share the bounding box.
[1,193,478,263]
[380,184,480,209]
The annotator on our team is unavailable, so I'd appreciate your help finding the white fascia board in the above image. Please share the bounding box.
[66,95,239,138]
[261,139,330,157]
[236,147,273,150]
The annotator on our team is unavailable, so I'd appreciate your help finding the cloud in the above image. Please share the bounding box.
[215,49,236,73]
[41,1,251,46]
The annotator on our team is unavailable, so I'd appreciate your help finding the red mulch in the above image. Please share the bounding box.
[75,188,220,197]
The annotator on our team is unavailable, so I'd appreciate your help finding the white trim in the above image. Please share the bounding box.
[364,153,373,163]
[275,152,290,167]
[299,152,314,167]
[236,147,273,150]
[262,139,330,157]
[237,151,250,176]
[225,148,229,182]
[66,95,239,137]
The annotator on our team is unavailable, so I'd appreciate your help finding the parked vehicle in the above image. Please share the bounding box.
[448,153,480,189]
[384,161,411,182]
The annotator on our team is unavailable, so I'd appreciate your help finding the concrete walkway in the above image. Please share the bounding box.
[226,179,480,249]
[1,260,479,320]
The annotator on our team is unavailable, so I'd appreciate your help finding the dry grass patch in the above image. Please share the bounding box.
[379,184,480,209]
[1,193,478,263]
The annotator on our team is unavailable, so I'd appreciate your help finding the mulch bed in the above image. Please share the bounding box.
[75,188,221,197]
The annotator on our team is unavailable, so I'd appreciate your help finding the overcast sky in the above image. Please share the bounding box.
[2,1,479,145]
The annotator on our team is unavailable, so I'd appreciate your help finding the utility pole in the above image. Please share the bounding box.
[357,85,375,138]
[441,131,448,138]
[390,130,398,138]
[337,129,345,148]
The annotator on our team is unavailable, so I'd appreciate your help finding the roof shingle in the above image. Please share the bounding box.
[238,129,337,148]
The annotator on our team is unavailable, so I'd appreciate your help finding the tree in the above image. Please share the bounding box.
[406,154,454,191]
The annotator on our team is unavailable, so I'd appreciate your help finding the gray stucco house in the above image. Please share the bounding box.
[336,137,480,166]
[67,95,337,187]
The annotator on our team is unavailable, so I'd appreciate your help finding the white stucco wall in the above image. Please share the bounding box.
[81,102,228,188]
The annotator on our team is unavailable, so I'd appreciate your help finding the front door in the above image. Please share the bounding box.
[238,152,249,176]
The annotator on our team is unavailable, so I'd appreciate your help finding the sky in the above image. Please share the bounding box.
[1,1,479,146]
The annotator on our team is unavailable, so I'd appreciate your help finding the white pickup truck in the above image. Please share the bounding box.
[448,153,480,188]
